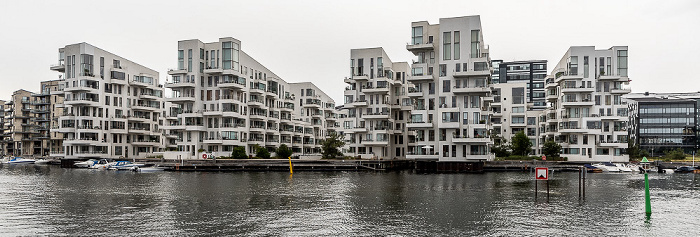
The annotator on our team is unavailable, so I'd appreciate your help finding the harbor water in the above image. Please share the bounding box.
[0,164,698,236]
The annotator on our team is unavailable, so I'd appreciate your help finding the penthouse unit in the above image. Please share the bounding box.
[289,82,338,155]
[164,37,322,158]
[3,90,39,156]
[405,15,493,161]
[50,42,164,159]
[627,92,699,155]
[342,47,411,159]
[492,60,548,110]
[541,46,630,162]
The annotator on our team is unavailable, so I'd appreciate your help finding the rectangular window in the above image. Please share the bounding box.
[412,26,423,45]
[178,50,184,70]
[188,49,192,72]
[443,32,451,60]
[439,64,446,77]
[617,50,628,76]
[583,56,589,78]
[512,88,524,104]
[470,30,480,58]
[442,80,450,93]
[568,56,578,75]
[453,31,460,60]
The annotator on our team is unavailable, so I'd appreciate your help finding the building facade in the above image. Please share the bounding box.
[490,82,542,155]
[405,15,494,161]
[3,90,38,157]
[492,60,548,110]
[541,46,630,162]
[627,92,699,155]
[50,42,164,159]
[341,47,411,159]
[289,82,338,155]
[163,37,332,159]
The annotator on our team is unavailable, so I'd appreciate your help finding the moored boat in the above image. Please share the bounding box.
[5,157,36,164]
[584,164,603,173]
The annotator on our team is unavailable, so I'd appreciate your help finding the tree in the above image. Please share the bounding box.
[627,141,640,160]
[276,144,293,159]
[491,136,511,157]
[542,140,562,158]
[321,132,345,159]
[511,131,532,157]
[255,145,271,159]
[231,146,247,159]
[663,148,686,161]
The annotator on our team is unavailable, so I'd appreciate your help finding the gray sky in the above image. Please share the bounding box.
[1,0,698,104]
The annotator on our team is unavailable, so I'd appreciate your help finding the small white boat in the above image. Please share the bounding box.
[75,159,98,168]
[35,159,52,165]
[108,161,146,170]
[593,163,621,172]
[5,157,36,164]
[88,159,110,169]
[132,166,165,172]
[615,163,633,172]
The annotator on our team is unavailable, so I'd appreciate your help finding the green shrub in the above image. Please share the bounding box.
[231,146,247,159]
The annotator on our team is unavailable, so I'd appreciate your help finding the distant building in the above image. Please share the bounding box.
[627,92,699,155]
[491,60,548,110]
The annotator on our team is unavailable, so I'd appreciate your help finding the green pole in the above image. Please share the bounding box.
[644,173,651,216]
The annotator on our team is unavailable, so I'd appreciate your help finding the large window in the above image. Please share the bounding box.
[568,56,578,75]
[80,54,93,76]
[470,30,480,58]
[453,31,460,60]
[178,50,184,70]
[512,88,524,104]
[188,49,192,72]
[617,50,628,76]
[222,41,240,70]
[443,32,451,60]
[412,26,423,45]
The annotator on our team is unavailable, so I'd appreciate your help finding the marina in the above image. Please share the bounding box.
[0,162,698,236]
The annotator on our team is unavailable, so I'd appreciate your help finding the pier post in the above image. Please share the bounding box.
[579,167,582,199]
[288,156,293,174]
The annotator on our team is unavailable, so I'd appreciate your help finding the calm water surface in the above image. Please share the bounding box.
[0,164,698,236]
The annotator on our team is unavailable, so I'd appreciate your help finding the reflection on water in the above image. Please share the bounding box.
[0,164,698,236]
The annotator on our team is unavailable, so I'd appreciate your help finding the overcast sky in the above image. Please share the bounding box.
[0,0,698,104]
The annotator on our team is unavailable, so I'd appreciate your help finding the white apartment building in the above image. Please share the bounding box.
[490,82,542,155]
[163,37,332,159]
[405,15,494,161]
[341,47,412,159]
[541,46,630,162]
[50,42,164,159]
[288,82,338,154]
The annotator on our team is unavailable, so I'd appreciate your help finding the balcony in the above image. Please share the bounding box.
[452,135,492,144]
[611,88,631,94]
[362,85,389,94]
[164,79,195,88]
[203,67,223,74]
[364,112,390,119]
[453,86,490,94]
[597,141,627,148]
[166,95,196,103]
[362,139,389,146]
[406,121,433,128]
[406,41,435,52]
[50,63,65,72]
[561,85,595,93]
[167,68,187,75]
[351,74,369,81]
[453,69,490,77]
[561,99,594,107]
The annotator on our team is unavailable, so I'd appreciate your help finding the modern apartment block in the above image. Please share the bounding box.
[163,37,329,159]
[50,42,164,159]
[627,92,699,155]
[492,60,548,110]
[288,82,338,154]
[0,100,5,156]
[3,90,39,156]
[34,80,65,157]
[405,15,493,161]
[540,46,630,162]
[490,82,542,155]
[341,47,411,159]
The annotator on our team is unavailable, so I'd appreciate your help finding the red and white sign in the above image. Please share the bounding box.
[535,167,549,180]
